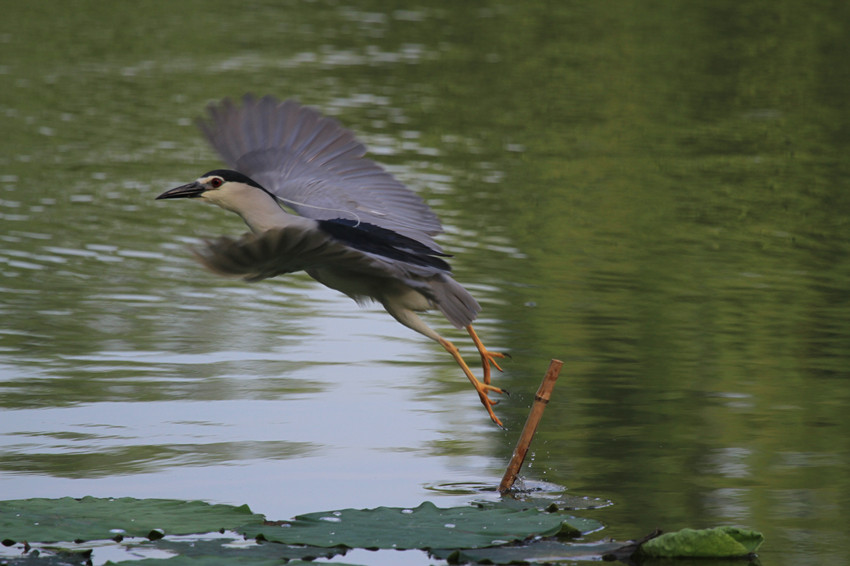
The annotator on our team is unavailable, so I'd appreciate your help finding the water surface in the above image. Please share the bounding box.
[2,2,849,564]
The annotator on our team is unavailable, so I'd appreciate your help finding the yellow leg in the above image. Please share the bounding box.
[438,337,506,428]
[466,325,508,385]
[378,303,509,426]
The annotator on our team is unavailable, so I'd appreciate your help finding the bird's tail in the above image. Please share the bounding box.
[432,275,481,329]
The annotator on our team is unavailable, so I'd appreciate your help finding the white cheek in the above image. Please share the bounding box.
[202,189,243,214]
[200,189,226,207]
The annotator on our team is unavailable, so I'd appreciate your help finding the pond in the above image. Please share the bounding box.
[2,2,849,564]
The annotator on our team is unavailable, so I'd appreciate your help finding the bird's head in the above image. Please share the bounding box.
[156,169,273,214]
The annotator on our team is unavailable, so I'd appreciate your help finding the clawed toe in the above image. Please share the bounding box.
[474,380,509,426]
[441,327,512,426]
[477,392,505,428]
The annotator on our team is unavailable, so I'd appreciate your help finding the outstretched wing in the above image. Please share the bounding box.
[193,225,480,329]
[198,94,443,250]
[191,225,446,306]
[192,225,361,283]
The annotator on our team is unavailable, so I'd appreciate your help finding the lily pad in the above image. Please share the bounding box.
[639,526,764,558]
[112,538,353,565]
[0,549,94,565]
[0,497,264,544]
[432,539,626,564]
[251,501,599,550]
[0,497,766,564]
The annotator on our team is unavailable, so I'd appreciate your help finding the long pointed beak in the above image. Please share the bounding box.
[156,181,206,200]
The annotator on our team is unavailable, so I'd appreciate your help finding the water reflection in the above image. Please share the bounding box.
[0,401,316,477]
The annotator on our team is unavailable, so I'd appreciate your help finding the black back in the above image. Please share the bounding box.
[319,218,452,271]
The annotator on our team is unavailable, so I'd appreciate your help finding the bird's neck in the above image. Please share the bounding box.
[237,198,293,233]
[202,185,299,233]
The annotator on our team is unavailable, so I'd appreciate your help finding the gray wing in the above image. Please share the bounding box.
[192,226,360,283]
[193,226,481,329]
[192,225,438,286]
[198,94,443,251]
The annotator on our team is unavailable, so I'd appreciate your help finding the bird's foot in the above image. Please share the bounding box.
[479,349,510,384]
[437,333,509,427]
[473,380,508,428]
[465,326,510,384]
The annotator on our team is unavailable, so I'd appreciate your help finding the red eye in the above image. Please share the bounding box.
[209,177,223,188]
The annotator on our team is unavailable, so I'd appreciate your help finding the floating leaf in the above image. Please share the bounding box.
[0,497,264,544]
[487,494,612,512]
[639,526,764,558]
[1,548,94,565]
[250,501,599,550]
[112,538,355,565]
[432,539,625,564]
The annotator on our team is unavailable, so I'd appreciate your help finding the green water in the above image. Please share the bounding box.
[2,1,849,564]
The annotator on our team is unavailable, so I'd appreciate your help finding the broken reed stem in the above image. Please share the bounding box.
[498,359,563,494]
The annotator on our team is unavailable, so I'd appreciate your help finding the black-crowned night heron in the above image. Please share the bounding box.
[157,95,508,426]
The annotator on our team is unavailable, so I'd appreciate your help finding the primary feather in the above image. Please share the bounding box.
[198,95,443,250]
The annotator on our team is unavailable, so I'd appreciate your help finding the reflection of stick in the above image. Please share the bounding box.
[499,359,563,494]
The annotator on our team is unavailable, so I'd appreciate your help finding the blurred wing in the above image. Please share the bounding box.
[192,226,442,285]
[193,226,365,283]
[193,226,480,329]
[198,94,443,250]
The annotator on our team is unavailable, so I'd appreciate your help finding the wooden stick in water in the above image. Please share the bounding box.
[499,359,563,494]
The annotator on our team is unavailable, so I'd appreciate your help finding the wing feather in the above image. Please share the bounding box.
[192,225,480,329]
[198,94,443,250]
[193,225,441,285]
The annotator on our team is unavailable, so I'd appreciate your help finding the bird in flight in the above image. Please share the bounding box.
[157,95,508,426]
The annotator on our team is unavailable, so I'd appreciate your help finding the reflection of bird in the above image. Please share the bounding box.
[157,95,508,426]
